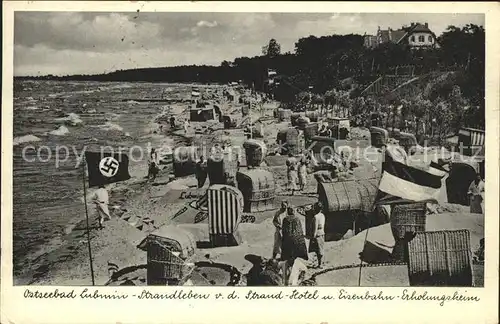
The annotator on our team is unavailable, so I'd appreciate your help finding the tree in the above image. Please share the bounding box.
[438,24,484,111]
[449,85,470,132]
[431,100,454,144]
[409,96,432,138]
[262,39,281,58]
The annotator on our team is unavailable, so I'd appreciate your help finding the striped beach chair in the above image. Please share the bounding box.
[458,127,485,157]
[206,185,244,247]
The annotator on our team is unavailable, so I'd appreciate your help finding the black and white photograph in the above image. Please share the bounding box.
[8,7,490,289]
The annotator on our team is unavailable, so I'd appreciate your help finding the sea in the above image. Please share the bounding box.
[12,80,192,276]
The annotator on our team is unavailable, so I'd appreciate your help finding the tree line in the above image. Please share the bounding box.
[17,24,484,133]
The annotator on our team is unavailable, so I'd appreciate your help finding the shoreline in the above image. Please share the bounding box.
[14,102,191,285]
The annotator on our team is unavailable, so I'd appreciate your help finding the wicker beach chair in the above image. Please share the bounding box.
[407,229,473,286]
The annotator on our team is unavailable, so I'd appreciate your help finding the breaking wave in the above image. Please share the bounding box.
[54,113,83,126]
[48,125,70,136]
[24,106,41,111]
[13,134,42,146]
[96,122,124,132]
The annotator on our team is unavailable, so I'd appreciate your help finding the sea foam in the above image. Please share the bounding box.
[49,126,70,136]
[54,113,83,126]
[97,122,124,132]
[13,134,42,146]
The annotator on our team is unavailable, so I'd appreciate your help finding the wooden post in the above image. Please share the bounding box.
[81,163,96,286]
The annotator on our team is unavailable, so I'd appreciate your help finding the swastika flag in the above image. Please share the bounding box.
[84,151,131,187]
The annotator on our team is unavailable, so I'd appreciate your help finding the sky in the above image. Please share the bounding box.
[14,12,484,76]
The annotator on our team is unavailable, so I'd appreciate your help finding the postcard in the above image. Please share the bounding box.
[2,1,498,323]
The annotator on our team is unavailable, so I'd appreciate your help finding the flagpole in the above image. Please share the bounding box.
[357,224,370,287]
[82,161,96,286]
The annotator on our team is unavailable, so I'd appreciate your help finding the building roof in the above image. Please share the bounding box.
[377,28,409,44]
[379,30,390,43]
[411,23,433,33]
[397,23,437,44]
[366,22,439,48]
[391,30,406,43]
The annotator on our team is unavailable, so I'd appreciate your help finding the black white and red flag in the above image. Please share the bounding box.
[375,148,447,205]
[84,151,131,187]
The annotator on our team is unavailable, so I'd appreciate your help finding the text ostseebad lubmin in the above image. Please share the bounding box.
[23,288,480,307]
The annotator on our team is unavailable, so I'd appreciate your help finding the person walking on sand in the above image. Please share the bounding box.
[183,119,190,134]
[281,207,308,263]
[92,184,110,230]
[272,201,289,259]
[309,202,326,269]
[148,148,159,181]
[195,155,208,188]
[286,153,298,195]
[467,173,485,214]
[298,154,308,192]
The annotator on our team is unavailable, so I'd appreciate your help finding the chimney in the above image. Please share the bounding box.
[411,22,415,27]
[425,22,428,28]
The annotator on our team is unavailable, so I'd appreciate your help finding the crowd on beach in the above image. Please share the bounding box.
[245,200,325,286]
[84,85,484,287]
[284,149,358,196]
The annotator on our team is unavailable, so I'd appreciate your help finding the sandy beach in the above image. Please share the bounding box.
[14,90,484,287]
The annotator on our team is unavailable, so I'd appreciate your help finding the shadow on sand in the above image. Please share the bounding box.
[359,241,393,264]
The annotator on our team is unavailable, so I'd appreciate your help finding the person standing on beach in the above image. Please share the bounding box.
[148,148,159,181]
[298,154,308,192]
[272,201,289,259]
[183,119,190,134]
[297,128,305,152]
[309,202,326,269]
[281,207,308,263]
[195,156,208,188]
[92,184,110,230]
[169,116,176,129]
[467,173,485,214]
[286,153,298,195]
